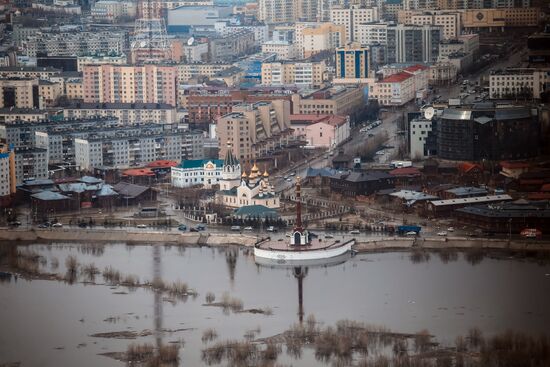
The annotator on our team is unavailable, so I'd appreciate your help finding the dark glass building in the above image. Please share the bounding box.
[437,103,540,161]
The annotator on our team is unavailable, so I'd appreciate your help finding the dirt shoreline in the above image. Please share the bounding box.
[0,228,549,252]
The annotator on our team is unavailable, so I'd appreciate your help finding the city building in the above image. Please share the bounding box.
[24,30,127,57]
[409,117,436,159]
[489,68,550,100]
[329,171,395,197]
[355,22,389,46]
[73,126,194,170]
[166,5,232,33]
[258,0,297,24]
[0,66,60,80]
[209,31,256,61]
[290,114,350,148]
[91,0,137,22]
[139,0,213,19]
[170,158,224,188]
[372,72,415,106]
[429,62,458,85]
[82,64,178,106]
[335,43,370,83]
[387,24,443,64]
[77,54,127,71]
[62,102,178,124]
[261,60,327,88]
[330,5,380,42]
[300,22,346,58]
[217,100,292,163]
[214,21,269,46]
[397,10,461,39]
[261,40,298,60]
[461,8,540,30]
[0,144,16,207]
[291,85,365,115]
[437,103,540,161]
[0,78,39,109]
[14,147,48,184]
[0,109,51,123]
[383,0,403,21]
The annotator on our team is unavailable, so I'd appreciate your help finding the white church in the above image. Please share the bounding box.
[216,145,280,209]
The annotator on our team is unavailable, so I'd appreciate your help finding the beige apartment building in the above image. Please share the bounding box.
[177,63,233,83]
[66,78,83,100]
[139,0,213,18]
[335,43,371,84]
[0,66,60,80]
[261,61,327,87]
[291,86,364,115]
[63,102,178,125]
[82,64,178,106]
[258,0,297,23]
[0,78,39,109]
[0,108,51,123]
[398,10,461,39]
[38,80,63,106]
[217,100,292,163]
[489,68,550,99]
[331,5,380,42]
[300,22,346,58]
[261,41,298,60]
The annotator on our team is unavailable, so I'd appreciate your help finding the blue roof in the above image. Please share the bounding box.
[97,184,118,197]
[23,179,55,186]
[31,190,70,201]
[177,159,224,169]
[305,167,337,178]
[79,176,103,184]
[385,0,402,4]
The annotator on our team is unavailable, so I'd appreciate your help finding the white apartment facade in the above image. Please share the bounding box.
[489,68,550,100]
[330,5,379,42]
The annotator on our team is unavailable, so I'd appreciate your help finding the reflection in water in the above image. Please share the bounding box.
[153,244,163,350]
[293,266,308,323]
[225,248,238,285]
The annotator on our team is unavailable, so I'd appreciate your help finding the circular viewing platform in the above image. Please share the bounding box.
[254,237,355,264]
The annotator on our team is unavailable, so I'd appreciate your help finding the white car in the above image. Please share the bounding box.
[136,224,147,229]
[349,230,360,235]
[447,227,455,232]
[267,226,276,232]
[376,150,385,155]
[52,222,63,228]
[406,231,418,236]
[437,231,448,236]
[244,226,253,231]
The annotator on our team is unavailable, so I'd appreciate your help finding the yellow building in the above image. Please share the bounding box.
[398,10,461,39]
[291,85,364,115]
[335,43,371,83]
[177,63,233,83]
[258,0,297,23]
[462,8,540,29]
[38,79,63,106]
[261,60,327,88]
[301,22,346,58]
[0,78,39,109]
[66,78,83,100]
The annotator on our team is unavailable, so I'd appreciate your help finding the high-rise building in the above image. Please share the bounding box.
[397,10,461,39]
[0,78,39,109]
[335,44,370,81]
[299,22,346,58]
[258,0,297,23]
[0,144,16,207]
[330,5,379,42]
[82,64,178,106]
[261,60,327,88]
[217,100,292,163]
[387,24,443,63]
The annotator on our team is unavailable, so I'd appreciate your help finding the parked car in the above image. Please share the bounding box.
[52,222,63,228]
[349,230,360,235]
[178,224,187,232]
[196,224,206,231]
[244,226,253,231]
[267,226,276,232]
[437,231,448,236]
[136,224,147,229]
[190,228,198,232]
[38,224,49,229]
[8,221,21,227]
[230,225,241,231]
[447,227,455,232]
[325,234,334,239]
[406,231,418,236]
[78,222,87,228]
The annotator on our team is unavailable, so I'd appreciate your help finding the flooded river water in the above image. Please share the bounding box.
[1,242,549,366]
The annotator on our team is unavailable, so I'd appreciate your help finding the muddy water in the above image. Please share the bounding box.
[1,243,550,366]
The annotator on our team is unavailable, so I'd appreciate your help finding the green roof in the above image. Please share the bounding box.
[233,205,279,218]
[177,159,224,169]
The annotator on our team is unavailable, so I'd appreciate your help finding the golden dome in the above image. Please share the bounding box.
[241,170,248,178]
[263,168,269,177]
[251,162,259,172]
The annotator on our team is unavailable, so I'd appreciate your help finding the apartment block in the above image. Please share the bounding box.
[0,108,51,123]
[24,30,127,57]
[262,41,298,60]
[291,85,364,115]
[209,31,256,62]
[0,144,16,205]
[217,100,292,163]
[261,60,327,88]
[330,5,380,42]
[177,63,233,83]
[139,0,213,19]
[91,0,136,22]
[0,66,61,80]
[398,10,461,39]
[82,64,178,106]
[356,22,389,45]
[63,102,178,125]
[461,8,540,29]
[387,24,443,64]
[14,147,48,184]
[77,54,127,71]
[300,22,346,58]
[489,68,550,99]
[335,44,370,83]
[258,0,297,23]
[0,78,39,109]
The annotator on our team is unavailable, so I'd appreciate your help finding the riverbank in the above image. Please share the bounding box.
[0,228,548,252]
